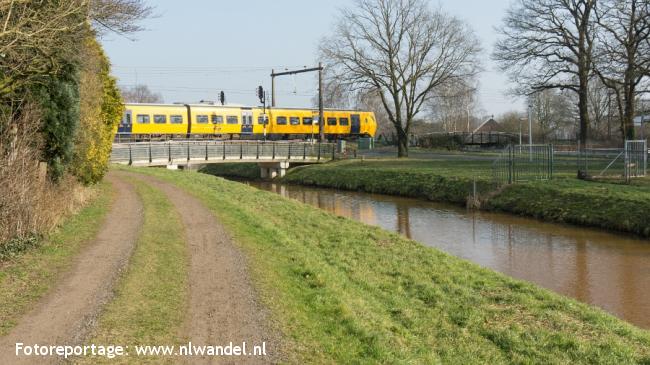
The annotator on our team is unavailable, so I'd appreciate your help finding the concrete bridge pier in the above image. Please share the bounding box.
[258,161,289,179]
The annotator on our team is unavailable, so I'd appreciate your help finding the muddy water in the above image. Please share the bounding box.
[247,181,650,329]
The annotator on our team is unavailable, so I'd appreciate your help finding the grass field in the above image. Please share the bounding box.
[0,182,112,336]
[78,177,188,364]
[124,166,650,364]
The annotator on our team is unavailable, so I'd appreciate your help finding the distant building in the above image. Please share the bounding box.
[473,118,503,133]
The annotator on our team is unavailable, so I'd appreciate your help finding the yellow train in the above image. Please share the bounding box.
[115,103,377,141]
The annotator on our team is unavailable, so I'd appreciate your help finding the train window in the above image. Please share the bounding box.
[339,117,349,126]
[136,114,150,124]
[276,116,287,125]
[226,115,238,124]
[153,115,166,124]
[302,117,313,125]
[289,117,300,125]
[212,115,223,124]
[170,115,183,124]
[327,117,337,126]
[257,116,268,125]
[196,115,209,124]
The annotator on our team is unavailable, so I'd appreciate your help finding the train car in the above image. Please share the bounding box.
[115,103,377,141]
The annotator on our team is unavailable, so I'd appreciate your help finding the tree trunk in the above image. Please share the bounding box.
[577,72,590,180]
[396,126,409,158]
[623,93,636,140]
[578,79,590,148]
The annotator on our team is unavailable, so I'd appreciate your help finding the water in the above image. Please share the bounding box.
[247,181,650,329]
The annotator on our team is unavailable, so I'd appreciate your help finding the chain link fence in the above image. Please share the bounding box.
[577,140,647,182]
[492,144,554,185]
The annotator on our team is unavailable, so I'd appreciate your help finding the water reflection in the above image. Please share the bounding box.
[252,181,650,329]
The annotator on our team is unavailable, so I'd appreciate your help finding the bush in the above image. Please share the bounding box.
[32,63,80,182]
[72,37,123,185]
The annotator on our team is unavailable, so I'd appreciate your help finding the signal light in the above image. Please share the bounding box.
[257,86,265,104]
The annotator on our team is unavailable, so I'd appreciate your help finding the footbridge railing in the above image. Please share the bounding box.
[110,141,336,166]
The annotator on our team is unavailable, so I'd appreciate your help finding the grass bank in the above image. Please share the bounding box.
[280,159,650,237]
[78,177,188,364]
[123,166,650,364]
[0,182,112,336]
[199,163,260,180]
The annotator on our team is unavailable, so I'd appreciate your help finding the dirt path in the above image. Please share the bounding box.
[0,173,143,365]
[130,173,279,365]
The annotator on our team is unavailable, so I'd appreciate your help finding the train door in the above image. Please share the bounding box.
[241,109,253,135]
[350,114,361,134]
[118,110,132,133]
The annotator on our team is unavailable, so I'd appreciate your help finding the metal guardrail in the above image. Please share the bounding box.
[110,141,336,165]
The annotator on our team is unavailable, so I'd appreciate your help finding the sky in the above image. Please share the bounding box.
[100,0,525,117]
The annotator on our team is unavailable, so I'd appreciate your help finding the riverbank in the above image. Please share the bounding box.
[200,159,650,237]
[123,166,650,363]
[280,160,650,237]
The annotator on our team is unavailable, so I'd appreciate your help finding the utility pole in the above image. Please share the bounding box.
[271,69,276,107]
[271,64,325,141]
[318,62,324,142]
[528,104,533,160]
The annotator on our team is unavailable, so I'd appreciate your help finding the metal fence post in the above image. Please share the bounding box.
[187,142,190,162]
[129,144,132,165]
[508,145,513,184]
[256,141,260,159]
[223,142,226,160]
[205,143,208,161]
[317,141,321,161]
[303,143,307,160]
[168,143,171,163]
[643,139,648,176]
[240,142,243,159]
[148,143,152,163]
[272,143,276,160]
[549,144,554,180]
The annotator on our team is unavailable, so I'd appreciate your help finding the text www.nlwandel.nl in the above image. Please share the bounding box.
[13,342,267,360]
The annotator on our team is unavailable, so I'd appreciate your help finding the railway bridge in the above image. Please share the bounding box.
[110,141,336,178]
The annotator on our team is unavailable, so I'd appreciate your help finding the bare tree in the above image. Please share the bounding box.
[494,0,597,166]
[0,0,87,97]
[321,0,481,157]
[120,84,163,103]
[428,78,478,132]
[593,0,650,140]
[0,0,153,99]
[586,78,614,140]
[529,89,575,142]
[89,0,154,36]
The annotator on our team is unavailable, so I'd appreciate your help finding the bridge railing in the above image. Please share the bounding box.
[110,141,336,165]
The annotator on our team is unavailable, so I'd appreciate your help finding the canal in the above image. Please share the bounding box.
[245,181,650,329]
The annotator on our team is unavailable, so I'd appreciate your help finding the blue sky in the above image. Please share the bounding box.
[100,0,524,116]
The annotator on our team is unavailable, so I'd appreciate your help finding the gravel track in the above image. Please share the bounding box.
[128,173,279,364]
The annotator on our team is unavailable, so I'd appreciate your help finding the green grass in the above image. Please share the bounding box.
[280,159,650,237]
[199,163,260,180]
[78,177,188,364]
[0,182,113,336]
[486,178,650,236]
[123,166,650,364]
